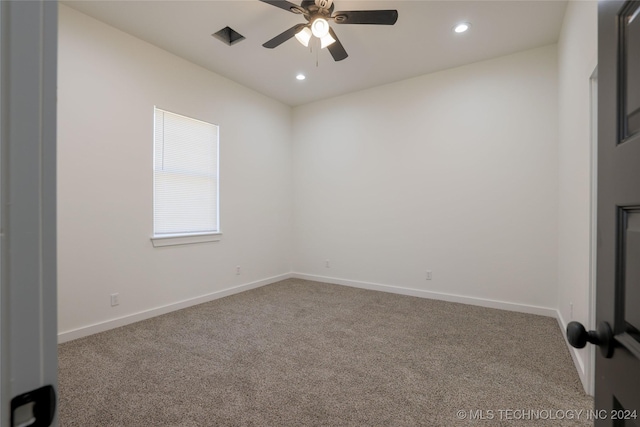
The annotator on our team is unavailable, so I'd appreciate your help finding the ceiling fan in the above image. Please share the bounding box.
[259,0,398,61]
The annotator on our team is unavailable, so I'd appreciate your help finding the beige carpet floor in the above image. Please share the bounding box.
[58,279,593,426]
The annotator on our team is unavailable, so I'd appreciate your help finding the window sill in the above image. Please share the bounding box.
[150,233,222,248]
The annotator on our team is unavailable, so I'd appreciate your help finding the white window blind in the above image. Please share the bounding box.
[154,108,219,236]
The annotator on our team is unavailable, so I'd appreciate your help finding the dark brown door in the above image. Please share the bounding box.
[568,0,640,424]
[596,0,640,424]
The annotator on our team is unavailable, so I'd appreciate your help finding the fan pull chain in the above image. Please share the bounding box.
[314,37,320,67]
[307,38,321,68]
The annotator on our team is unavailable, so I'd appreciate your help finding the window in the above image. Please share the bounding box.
[152,107,219,246]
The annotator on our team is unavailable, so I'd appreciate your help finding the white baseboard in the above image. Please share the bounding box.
[292,272,557,317]
[58,273,293,344]
[556,310,592,395]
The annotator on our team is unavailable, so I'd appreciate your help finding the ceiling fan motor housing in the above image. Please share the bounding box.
[302,0,334,15]
[315,0,333,10]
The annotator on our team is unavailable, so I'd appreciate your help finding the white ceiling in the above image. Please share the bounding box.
[63,0,568,106]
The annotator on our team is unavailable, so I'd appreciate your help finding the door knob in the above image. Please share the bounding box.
[566,321,614,358]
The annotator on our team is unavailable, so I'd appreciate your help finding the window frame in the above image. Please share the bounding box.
[150,107,221,247]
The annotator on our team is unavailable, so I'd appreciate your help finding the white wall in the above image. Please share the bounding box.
[292,45,559,314]
[57,5,293,340]
[556,0,598,393]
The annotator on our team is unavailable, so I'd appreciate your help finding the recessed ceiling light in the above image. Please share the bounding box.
[296,74,306,81]
[454,22,471,33]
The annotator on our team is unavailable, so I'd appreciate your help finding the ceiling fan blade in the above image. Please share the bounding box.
[332,10,398,25]
[259,0,306,15]
[327,27,348,61]
[263,24,306,49]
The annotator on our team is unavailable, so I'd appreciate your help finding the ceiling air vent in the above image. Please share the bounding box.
[212,26,246,46]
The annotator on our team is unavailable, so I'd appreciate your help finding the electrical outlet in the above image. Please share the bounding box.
[236,265,241,275]
[426,270,432,280]
[325,259,330,268]
[110,293,119,307]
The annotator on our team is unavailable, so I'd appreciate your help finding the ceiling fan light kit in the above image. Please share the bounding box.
[260,0,398,61]
[295,27,312,46]
[311,17,330,37]
[319,32,336,49]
